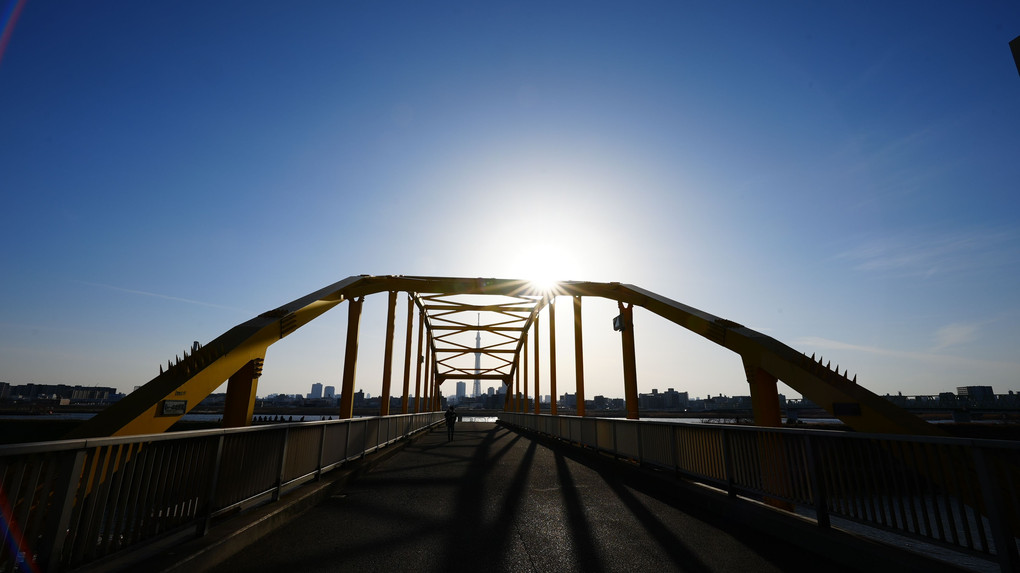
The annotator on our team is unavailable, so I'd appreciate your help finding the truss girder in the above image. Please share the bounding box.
[69,275,942,437]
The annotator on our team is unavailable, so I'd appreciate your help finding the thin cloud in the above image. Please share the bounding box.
[836,229,1017,279]
[931,322,979,352]
[795,335,1018,373]
[76,281,251,314]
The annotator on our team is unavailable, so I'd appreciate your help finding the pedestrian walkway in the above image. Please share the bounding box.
[215,421,867,573]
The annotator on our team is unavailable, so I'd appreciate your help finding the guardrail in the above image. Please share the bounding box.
[0,412,443,572]
[499,412,1020,572]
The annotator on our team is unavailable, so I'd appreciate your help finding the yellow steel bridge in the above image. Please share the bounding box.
[67,275,944,439]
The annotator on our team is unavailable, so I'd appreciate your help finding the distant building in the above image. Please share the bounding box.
[958,386,995,404]
[324,385,336,399]
[456,381,466,401]
[308,383,323,400]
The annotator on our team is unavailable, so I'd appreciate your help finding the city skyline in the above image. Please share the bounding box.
[1,3,1019,403]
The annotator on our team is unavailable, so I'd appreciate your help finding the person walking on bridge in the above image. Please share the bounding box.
[444,405,457,442]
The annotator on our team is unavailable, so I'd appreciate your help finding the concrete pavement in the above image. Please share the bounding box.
[213,421,870,573]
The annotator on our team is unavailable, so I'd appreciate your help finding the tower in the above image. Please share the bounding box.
[473,314,482,397]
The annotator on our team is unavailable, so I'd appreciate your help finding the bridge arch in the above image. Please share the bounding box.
[68,275,941,438]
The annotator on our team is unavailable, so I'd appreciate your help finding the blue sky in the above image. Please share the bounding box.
[2,1,1019,403]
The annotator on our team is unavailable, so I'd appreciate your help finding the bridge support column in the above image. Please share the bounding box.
[619,302,639,420]
[522,332,529,412]
[415,307,424,413]
[223,355,265,427]
[744,358,793,510]
[401,294,414,414]
[380,291,398,416]
[573,296,585,417]
[744,360,782,427]
[513,363,520,412]
[339,297,364,420]
[533,313,541,415]
[549,298,557,415]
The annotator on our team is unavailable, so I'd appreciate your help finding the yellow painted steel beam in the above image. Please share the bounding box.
[379,291,398,416]
[66,277,358,438]
[415,303,424,413]
[573,295,586,417]
[618,302,639,420]
[339,297,364,419]
[533,313,541,414]
[401,294,414,414]
[222,356,265,427]
[549,298,558,415]
[69,275,942,438]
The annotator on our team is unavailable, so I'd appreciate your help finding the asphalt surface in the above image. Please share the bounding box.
[214,422,868,573]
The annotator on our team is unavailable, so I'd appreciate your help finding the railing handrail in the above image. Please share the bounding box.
[0,411,436,455]
[498,412,1020,572]
[527,413,1020,450]
[0,412,444,572]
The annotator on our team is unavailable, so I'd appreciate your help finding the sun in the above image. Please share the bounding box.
[515,244,568,296]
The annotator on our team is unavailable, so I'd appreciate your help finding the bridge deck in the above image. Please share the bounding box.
[211,421,866,573]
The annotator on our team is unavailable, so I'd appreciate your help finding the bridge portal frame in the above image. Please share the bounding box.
[67,275,944,439]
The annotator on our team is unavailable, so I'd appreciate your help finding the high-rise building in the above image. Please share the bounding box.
[324,385,335,399]
[308,382,323,399]
[473,314,482,397]
[456,381,466,400]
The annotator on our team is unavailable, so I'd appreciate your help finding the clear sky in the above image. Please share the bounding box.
[2,2,1019,404]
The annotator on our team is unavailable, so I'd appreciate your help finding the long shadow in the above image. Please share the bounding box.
[522,430,857,573]
[603,474,713,573]
[438,425,501,565]
[554,451,605,573]
[438,429,539,568]
[481,439,539,566]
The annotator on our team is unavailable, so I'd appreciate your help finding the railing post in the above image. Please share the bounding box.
[40,449,87,570]
[315,424,327,481]
[722,428,736,497]
[273,427,290,501]
[805,435,830,528]
[198,434,226,536]
[972,446,1019,571]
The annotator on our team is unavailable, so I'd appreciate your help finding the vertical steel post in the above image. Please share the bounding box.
[534,313,541,414]
[423,333,432,410]
[549,297,558,415]
[573,296,586,417]
[401,294,414,414]
[503,375,511,411]
[744,359,783,427]
[339,297,364,420]
[380,291,398,416]
[619,302,639,420]
[514,352,522,409]
[522,331,529,412]
[223,355,265,427]
[415,308,424,413]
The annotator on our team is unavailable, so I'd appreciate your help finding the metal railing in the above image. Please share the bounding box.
[499,412,1020,572]
[0,412,442,572]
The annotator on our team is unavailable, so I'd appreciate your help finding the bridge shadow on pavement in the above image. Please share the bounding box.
[211,422,886,573]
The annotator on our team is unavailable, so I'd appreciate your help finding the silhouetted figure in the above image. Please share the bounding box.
[444,406,457,442]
